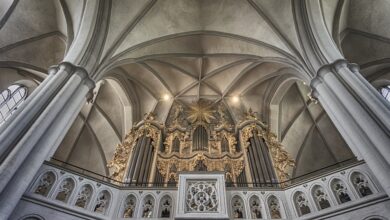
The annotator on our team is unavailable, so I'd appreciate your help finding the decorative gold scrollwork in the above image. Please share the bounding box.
[107,112,161,182]
[239,120,295,183]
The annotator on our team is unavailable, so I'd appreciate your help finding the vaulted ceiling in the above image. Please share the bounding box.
[1,0,388,178]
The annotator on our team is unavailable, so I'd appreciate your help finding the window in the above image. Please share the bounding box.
[123,194,137,218]
[0,84,27,125]
[380,85,390,101]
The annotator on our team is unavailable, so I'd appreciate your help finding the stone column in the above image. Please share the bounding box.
[310,60,390,196]
[0,62,95,219]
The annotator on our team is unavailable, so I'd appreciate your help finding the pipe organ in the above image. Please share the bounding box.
[108,100,294,186]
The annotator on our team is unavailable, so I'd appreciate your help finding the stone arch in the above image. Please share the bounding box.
[311,184,331,211]
[93,189,111,215]
[158,194,173,218]
[73,184,94,209]
[349,171,375,198]
[231,195,246,219]
[140,194,155,218]
[33,171,56,197]
[329,178,352,204]
[267,194,283,219]
[121,193,138,218]
[248,194,262,219]
[18,214,45,220]
[293,191,311,217]
[53,177,76,203]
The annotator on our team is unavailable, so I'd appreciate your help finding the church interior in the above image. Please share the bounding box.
[0,0,390,219]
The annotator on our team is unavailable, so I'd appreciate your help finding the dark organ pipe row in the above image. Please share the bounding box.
[193,126,208,151]
[247,131,277,185]
[126,135,154,185]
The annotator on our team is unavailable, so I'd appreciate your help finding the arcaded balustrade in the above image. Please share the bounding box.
[16,162,386,219]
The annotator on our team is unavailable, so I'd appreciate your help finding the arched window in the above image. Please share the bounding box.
[249,195,262,219]
[311,185,331,210]
[172,137,180,153]
[159,195,173,218]
[123,194,137,218]
[268,195,282,219]
[330,179,351,204]
[74,184,93,209]
[293,191,311,217]
[351,172,373,197]
[231,195,245,219]
[193,126,208,151]
[93,190,111,215]
[221,136,229,153]
[142,195,155,218]
[34,172,56,197]
[0,84,27,125]
[54,178,75,203]
[379,85,390,102]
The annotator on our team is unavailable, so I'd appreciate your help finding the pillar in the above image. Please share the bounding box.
[0,62,95,219]
[310,59,390,196]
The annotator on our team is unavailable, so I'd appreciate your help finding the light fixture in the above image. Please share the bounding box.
[232,96,239,103]
[163,94,171,101]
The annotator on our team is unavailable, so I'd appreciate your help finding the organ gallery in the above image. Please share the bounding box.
[1,0,389,219]
[108,100,294,187]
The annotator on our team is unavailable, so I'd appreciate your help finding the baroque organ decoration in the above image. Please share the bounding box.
[108,99,293,186]
[239,108,295,183]
[107,112,162,182]
[156,100,245,185]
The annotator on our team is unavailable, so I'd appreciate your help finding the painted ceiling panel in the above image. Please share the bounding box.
[0,0,58,48]
[279,84,306,138]
[120,63,169,97]
[114,0,202,56]
[316,114,353,161]
[348,0,390,40]
[144,60,198,96]
[153,57,201,79]
[293,128,336,177]
[319,0,339,36]
[64,0,85,38]
[87,107,120,166]
[95,82,125,138]
[67,126,108,176]
[251,0,302,54]
[204,61,255,94]
[101,0,151,60]
[342,33,390,65]
[0,36,65,70]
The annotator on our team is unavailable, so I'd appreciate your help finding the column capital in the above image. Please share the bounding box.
[316,59,349,79]
[48,62,90,78]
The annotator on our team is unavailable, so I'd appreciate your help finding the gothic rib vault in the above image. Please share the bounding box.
[0,1,390,218]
